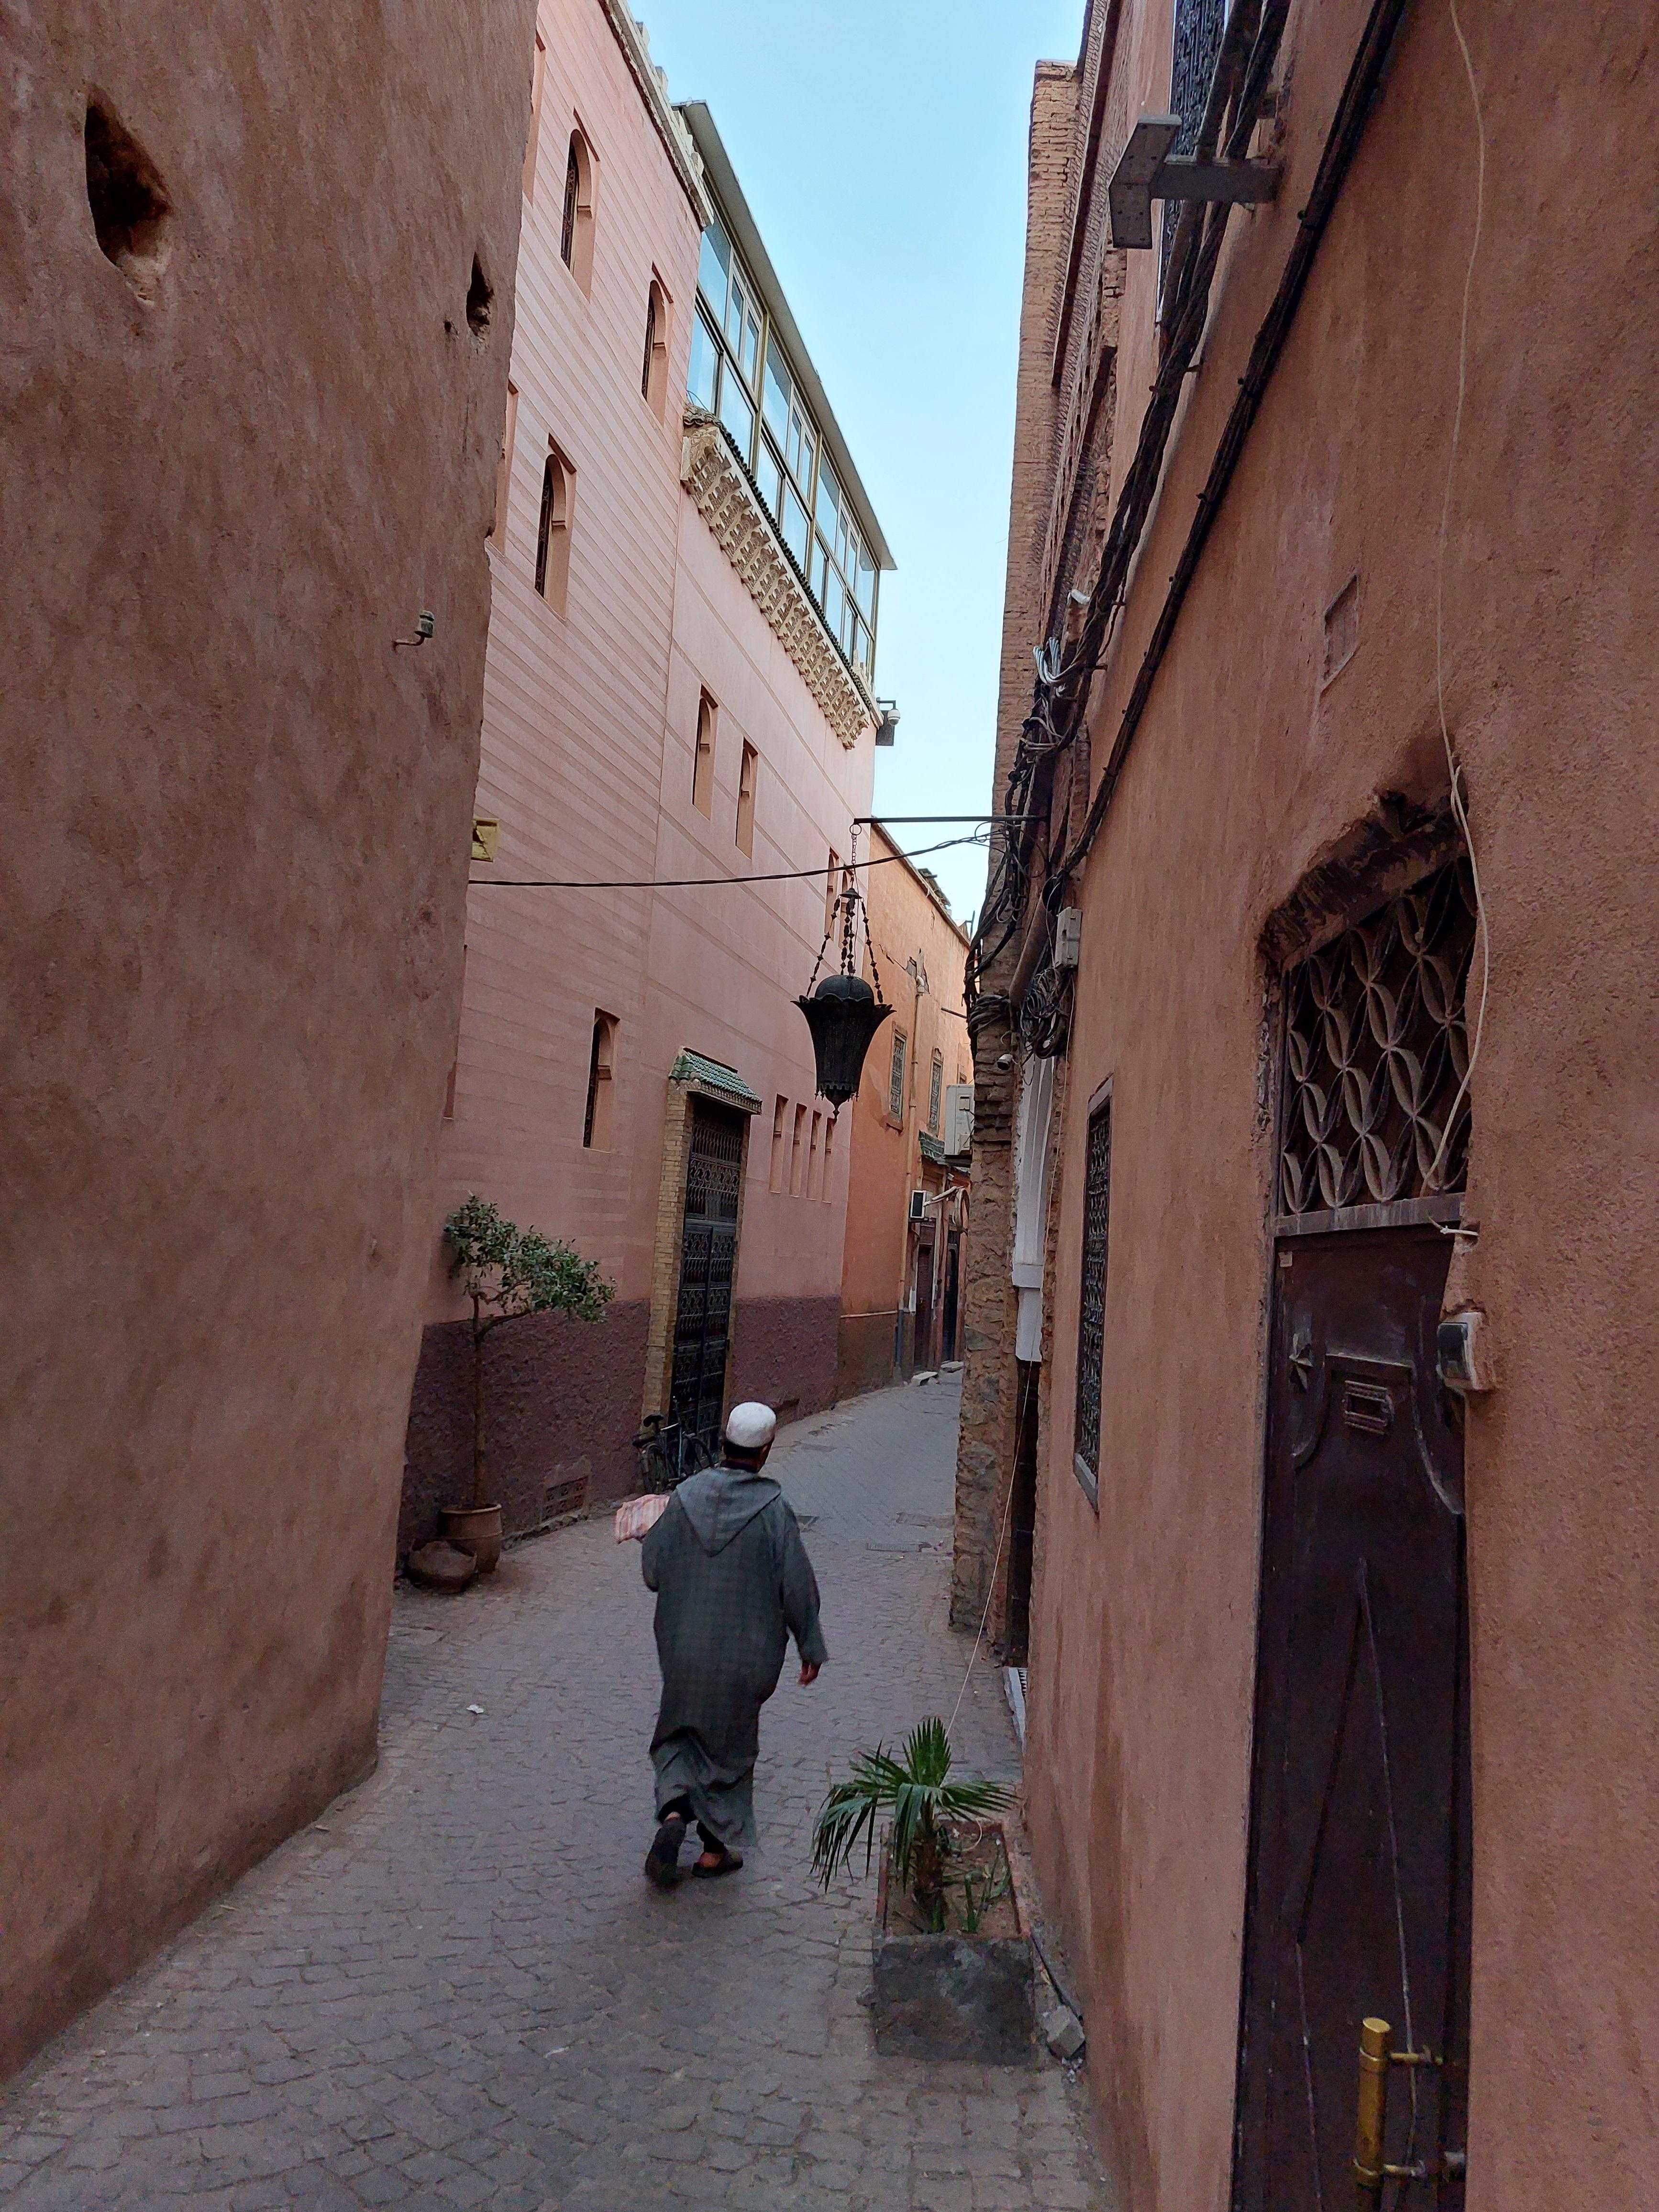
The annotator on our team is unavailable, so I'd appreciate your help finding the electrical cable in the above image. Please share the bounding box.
[1427,0,1491,1190]
[947,1362,1033,1742]
[470,831,987,892]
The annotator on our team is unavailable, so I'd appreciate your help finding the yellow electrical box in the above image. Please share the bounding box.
[471,816,499,863]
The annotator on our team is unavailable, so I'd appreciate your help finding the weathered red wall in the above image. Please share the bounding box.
[1019,2,1659,2207]
[0,0,531,2074]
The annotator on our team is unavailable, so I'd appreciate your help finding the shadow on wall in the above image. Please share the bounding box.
[401,1302,651,1553]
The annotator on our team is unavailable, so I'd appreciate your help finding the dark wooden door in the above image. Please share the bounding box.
[670,1101,743,1455]
[914,1240,935,1371]
[942,1229,961,1362]
[1234,1226,1471,2211]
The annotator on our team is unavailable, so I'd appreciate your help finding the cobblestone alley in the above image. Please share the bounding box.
[0,1378,1108,2211]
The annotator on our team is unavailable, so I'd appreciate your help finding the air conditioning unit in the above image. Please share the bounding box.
[908,1188,927,1224]
[943,1083,974,1155]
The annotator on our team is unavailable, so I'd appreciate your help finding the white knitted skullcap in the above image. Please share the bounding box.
[724,1401,778,1449]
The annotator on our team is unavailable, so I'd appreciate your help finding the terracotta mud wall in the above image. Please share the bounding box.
[0,0,532,2076]
[401,1302,651,1551]
[1016,2,1659,2207]
[729,1295,841,1430]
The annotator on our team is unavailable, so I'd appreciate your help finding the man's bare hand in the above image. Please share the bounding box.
[798,1662,821,1685]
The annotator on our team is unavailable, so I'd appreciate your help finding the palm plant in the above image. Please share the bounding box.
[811,1716,1011,1928]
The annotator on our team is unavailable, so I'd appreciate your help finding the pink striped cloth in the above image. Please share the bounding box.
[613,1492,672,1543]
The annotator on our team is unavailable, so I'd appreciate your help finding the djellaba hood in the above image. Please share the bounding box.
[674,1464,781,1555]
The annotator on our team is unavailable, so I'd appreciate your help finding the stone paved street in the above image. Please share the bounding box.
[0,1377,1108,2210]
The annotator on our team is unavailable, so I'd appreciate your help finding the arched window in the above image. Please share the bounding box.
[641,277,669,417]
[534,443,573,613]
[560,129,595,291]
[582,1012,618,1150]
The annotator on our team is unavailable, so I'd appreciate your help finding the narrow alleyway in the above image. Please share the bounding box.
[0,1380,1106,2211]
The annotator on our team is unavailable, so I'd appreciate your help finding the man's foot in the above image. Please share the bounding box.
[690,1846,743,1879]
[644,1812,686,1888]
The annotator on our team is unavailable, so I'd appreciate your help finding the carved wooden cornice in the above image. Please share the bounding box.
[680,412,875,750]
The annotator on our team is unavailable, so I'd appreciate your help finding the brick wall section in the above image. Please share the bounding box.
[951,58,1081,1631]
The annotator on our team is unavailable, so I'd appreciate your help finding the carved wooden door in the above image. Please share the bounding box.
[1233,1226,1471,2210]
[670,1101,743,1455]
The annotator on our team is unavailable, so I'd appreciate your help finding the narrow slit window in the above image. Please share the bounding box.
[790,1103,807,1196]
[582,1012,617,1149]
[692,690,717,817]
[807,1111,822,1199]
[821,1111,835,1200]
[535,444,573,613]
[735,741,757,857]
[641,278,670,417]
[888,1031,907,1121]
[560,129,595,291]
[769,1096,787,1192]
[928,1050,944,1136]
[1073,1096,1112,1498]
[522,32,547,201]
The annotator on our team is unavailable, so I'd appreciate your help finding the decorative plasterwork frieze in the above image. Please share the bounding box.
[681,412,876,749]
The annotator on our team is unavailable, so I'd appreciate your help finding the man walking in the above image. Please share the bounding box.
[640,1403,826,1884]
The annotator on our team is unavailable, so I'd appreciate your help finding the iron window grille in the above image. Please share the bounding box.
[1277,856,1476,1218]
[1161,0,1227,298]
[888,1031,907,1121]
[1073,1098,1112,1494]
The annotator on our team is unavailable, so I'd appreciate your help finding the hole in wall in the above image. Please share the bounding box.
[84,93,172,301]
[1322,573,1360,686]
[466,254,493,340]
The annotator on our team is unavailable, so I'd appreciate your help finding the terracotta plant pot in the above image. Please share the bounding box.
[405,1540,477,1594]
[440,1503,503,1574]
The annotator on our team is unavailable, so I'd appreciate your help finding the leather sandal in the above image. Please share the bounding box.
[644,1812,687,1888]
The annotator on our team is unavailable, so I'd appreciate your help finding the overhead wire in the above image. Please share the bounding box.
[1427,0,1490,1191]
[470,830,988,892]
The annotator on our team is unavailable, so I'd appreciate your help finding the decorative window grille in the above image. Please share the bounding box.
[888,1032,907,1120]
[928,1051,944,1135]
[1073,1098,1112,1487]
[1161,0,1227,296]
[1278,857,1476,1218]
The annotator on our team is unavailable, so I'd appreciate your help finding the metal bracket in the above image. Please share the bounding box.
[1107,112,1281,249]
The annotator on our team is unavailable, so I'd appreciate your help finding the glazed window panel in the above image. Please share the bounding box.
[888,1031,907,1120]
[1073,1098,1112,1488]
[688,310,719,412]
[928,1051,944,1136]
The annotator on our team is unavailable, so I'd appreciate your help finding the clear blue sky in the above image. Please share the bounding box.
[637,0,1085,929]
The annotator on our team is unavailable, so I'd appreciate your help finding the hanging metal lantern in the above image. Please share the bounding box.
[796,830,892,1111]
[798,972,892,1110]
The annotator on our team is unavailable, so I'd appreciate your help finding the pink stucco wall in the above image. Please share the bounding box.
[409,0,876,1523]
[1017,3,1659,2207]
[1,0,531,2074]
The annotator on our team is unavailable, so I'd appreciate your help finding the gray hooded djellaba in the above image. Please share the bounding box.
[641,1462,828,1852]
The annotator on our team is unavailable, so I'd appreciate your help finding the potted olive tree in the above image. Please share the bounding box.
[440,1194,612,1572]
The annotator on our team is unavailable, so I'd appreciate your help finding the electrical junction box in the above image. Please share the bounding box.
[471,816,500,862]
[944,1084,974,1156]
[1436,1308,1493,1393]
[1053,907,1082,970]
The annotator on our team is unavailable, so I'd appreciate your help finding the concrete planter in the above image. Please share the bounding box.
[870,1826,1034,2062]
